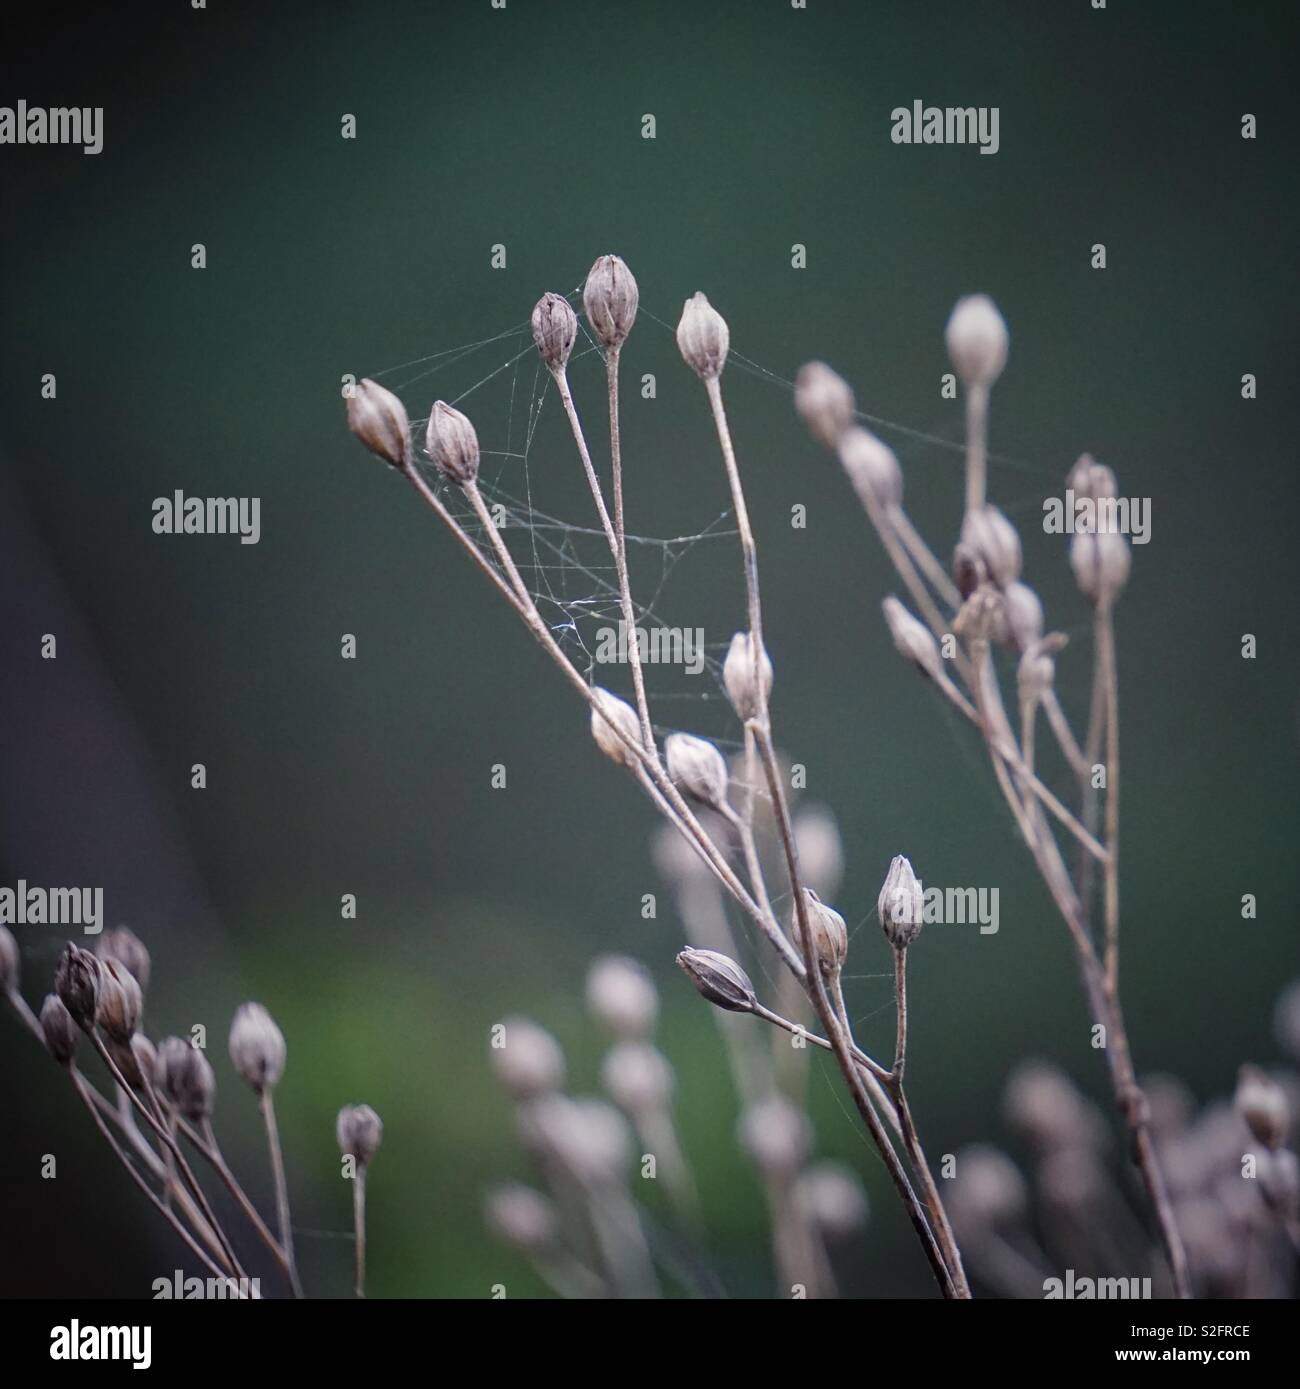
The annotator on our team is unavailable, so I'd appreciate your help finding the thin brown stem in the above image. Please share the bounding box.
[352,1164,368,1298]
[1097,600,1121,996]
[259,1088,300,1294]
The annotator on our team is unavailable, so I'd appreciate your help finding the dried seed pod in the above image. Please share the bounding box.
[590,687,643,767]
[40,994,78,1066]
[54,944,101,1031]
[961,505,1022,587]
[96,958,143,1043]
[676,947,756,1014]
[792,888,848,977]
[582,254,639,350]
[96,926,151,994]
[881,596,941,680]
[722,631,773,721]
[798,1162,868,1243]
[675,292,730,379]
[229,1002,286,1092]
[531,291,577,372]
[490,1016,565,1099]
[1070,529,1130,604]
[740,1096,809,1182]
[877,854,924,949]
[795,361,855,448]
[601,1041,673,1115]
[425,400,481,487]
[586,955,658,1040]
[337,1103,384,1165]
[1002,581,1044,654]
[156,1036,216,1121]
[838,426,903,509]
[945,294,1008,389]
[1235,1065,1288,1150]
[0,926,17,993]
[346,378,409,469]
[130,1034,158,1090]
[664,732,729,807]
[484,1183,557,1254]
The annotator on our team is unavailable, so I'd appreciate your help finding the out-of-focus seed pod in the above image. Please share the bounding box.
[337,1103,383,1165]
[40,994,78,1066]
[949,1144,1029,1230]
[838,426,903,509]
[96,926,151,994]
[490,1016,565,1100]
[156,1036,216,1121]
[0,926,19,993]
[601,1041,673,1115]
[96,959,143,1043]
[1235,1066,1288,1150]
[945,294,1008,389]
[797,1162,868,1244]
[740,1096,809,1182]
[793,805,844,900]
[961,505,1022,588]
[795,361,855,448]
[1070,528,1130,605]
[229,1002,286,1092]
[586,955,658,1039]
[484,1183,557,1254]
[1002,581,1044,654]
[882,597,941,680]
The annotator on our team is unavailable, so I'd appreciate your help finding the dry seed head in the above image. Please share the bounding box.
[793,804,844,899]
[582,254,639,350]
[797,1162,868,1243]
[491,1016,565,1099]
[838,426,903,509]
[877,854,924,949]
[1235,1065,1288,1150]
[586,955,658,1039]
[961,505,1022,588]
[945,294,1009,389]
[54,943,101,1031]
[0,926,17,993]
[346,378,409,470]
[881,596,941,680]
[740,1097,809,1182]
[424,400,481,487]
[601,1041,673,1115]
[229,1002,286,1092]
[1070,529,1130,604]
[676,947,756,1014]
[96,958,143,1043]
[484,1183,557,1254]
[156,1036,216,1121]
[337,1103,384,1165]
[531,292,577,373]
[40,994,78,1066]
[590,687,643,767]
[793,888,848,977]
[96,926,151,994]
[664,732,729,807]
[795,361,855,448]
[722,631,773,721]
[675,292,729,379]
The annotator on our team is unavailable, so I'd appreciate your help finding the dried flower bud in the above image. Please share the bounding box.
[675,292,729,379]
[838,426,903,509]
[664,732,729,807]
[722,631,773,721]
[1070,529,1130,604]
[961,505,1022,588]
[491,1016,565,1099]
[484,1183,557,1253]
[881,596,941,680]
[531,292,577,372]
[945,294,1008,389]
[793,804,844,899]
[40,994,78,1066]
[798,1162,868,1243]
[590,687,643,767]
[96,926,151,994]
[346,378,409,469]
[586,955,658,1039]
[1002,581,1044,654]
[96,958,143,1043]
[676,947,756,1014]
[337,1103,383,1165]
[1066,453,1117,501]
[792,888,848,977]
[877,854,924,949]
[1235,1065,1288,1150]
[54,944,101,1031]
[156,1036,216,1120]
[582,254,638,350]
[795,361,855,448]
[229,1002,286,1092]
[740,1096,809,1181]
[0,926,18,993]
[424,400,480,487]
[601,1041,673,1115]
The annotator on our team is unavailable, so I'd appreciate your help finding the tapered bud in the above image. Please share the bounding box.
[740,1097,809,1181]
[838,427,903,509]
[96,958,143,1043]
[582,254,639,350]
[531,292,577,372]
[945,294,1008,389]
[40,995,78,1066]
[1070,529,1130,604]
[961,505,1021,587]
[795,361,855,447]
[676,292,729,379]
[601,1041,673,1115]
[877,854,924,949]
[156,1036,216,1120]
[882,597,941,680]
[722,631,773,721]
[586,955,658,1039]
[425,400,480,486]
[337,1103,383,1165]
[1003,581,1044,654]
[665,732,729,807]
[792,889,848,977]
[590,688,643,766]
[96,926,151,994]
[484,1184,557,1254]
[676,947,756,1014]
[347,378,409,469]
[491,1016,565,1099]
[54,944,101,1030]
[0,926,17,993]
[229,1002,286,1092]
[1236,1066,1288,1150]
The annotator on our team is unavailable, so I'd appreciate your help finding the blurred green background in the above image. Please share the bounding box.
[2,0,1296,1298]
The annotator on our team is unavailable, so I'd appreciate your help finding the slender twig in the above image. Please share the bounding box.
[259,1087,300,1295]
[351,1164,368,1297]
[1096,600,1121,996]
[964,383,989,515]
